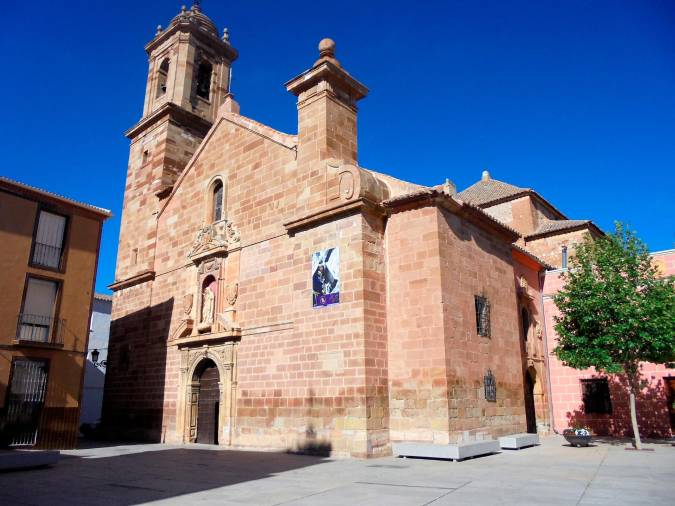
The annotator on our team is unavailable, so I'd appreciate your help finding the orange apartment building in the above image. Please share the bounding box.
[0,177,110,448]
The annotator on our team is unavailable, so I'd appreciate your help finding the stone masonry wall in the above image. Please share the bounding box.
[437,208,527,440]
[112,106,390,456]
[386,204,450,444]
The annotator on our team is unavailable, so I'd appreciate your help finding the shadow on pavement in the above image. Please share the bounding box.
[0,445,329,505]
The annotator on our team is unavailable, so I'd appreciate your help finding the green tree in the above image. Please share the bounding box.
[553,223,675,449]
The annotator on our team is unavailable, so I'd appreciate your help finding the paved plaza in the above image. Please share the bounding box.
[1,435,673,505]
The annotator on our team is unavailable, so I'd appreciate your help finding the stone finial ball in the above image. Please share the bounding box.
[319,38,336,54]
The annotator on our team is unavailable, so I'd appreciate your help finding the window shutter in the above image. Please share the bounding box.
[34,211,66,268]
[23,278,57,317]
[19,278,58,342]
[36,212,66,248]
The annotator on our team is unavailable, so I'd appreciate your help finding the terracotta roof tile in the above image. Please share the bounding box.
[456,179,528,206]
[526,219,591,238]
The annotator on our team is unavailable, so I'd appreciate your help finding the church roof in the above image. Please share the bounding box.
[456,176,528,206]
[525,219,593,239]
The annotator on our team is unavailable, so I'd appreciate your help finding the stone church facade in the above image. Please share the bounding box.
[106,5,667,456]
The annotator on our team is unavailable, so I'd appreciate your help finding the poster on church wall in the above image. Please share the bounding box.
[312,247,340,307]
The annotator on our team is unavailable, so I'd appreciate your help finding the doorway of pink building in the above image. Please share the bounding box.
[524,368,537,433]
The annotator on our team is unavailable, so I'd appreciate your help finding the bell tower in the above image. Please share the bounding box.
[113,2,237,288]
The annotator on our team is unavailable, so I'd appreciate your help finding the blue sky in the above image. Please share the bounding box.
[1,0,673,294]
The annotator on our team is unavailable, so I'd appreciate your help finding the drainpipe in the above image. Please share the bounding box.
[539,269,560,435]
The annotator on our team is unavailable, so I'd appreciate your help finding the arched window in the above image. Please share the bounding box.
[195,61,213,100]
[156,58,170,97]
[561,245,568,270]
[521,307,530,342]
[212,180,223,222]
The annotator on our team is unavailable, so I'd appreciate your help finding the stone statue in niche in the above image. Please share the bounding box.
[200,286,215,327]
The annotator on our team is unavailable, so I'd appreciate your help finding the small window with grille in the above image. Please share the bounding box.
[475,295,491,337]
[581,378,612,414]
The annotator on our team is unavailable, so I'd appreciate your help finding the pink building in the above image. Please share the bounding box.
[544,249,675,438]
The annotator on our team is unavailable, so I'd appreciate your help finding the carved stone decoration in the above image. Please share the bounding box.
[519,276,528,290]
[226,282,238,306]
[535,322,543,339]
[188,221,241,261]
[183,293,193,317]
[198,258,222,275]
[225,221,240,244]
[338,170,355,200]
[218,308,239,332]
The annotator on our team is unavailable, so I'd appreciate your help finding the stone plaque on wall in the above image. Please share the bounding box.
[312,247,340,307]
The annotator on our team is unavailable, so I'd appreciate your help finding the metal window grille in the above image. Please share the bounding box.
[475,295,491,337]
[3,359,49,446]
[484,369,497,402]
[581,379,612,414]
[32,242,63,269]
[16,314,64,345]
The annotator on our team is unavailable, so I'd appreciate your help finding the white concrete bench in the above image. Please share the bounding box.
[0,450,60,471]
[498,433,539,450]
[392,440,500,461]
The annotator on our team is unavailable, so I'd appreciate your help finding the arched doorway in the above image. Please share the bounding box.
[193,359,220,444]
[524,367,537,434]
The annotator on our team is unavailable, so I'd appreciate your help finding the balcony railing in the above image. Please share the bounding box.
[16,314,64,345]
[31,242,62,269]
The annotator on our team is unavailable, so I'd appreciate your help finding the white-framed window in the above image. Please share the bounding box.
[18,277,59,342]
[32,210,66,269]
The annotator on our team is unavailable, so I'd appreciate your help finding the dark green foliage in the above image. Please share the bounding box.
[553,223,675,378]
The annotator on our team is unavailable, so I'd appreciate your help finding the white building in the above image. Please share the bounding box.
[80,293,112,426]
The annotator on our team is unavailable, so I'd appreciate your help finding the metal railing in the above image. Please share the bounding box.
[15,314,64,345]
[31,242,62,269]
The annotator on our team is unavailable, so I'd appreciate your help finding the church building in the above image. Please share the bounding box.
[105,4,657,456]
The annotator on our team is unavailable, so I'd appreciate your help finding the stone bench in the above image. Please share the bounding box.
[392,440,500,461]
[498,433,539,450]
[0,450,60,471]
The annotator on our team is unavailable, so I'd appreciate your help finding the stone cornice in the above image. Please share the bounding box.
[125,102,213,140]
[172,329,241,348]
[283,198,384,234]
[109,269,156,292]
[145,22,238,62]
[524,222,603,241]
[286,60,368,111]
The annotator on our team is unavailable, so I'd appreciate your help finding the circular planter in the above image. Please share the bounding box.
[563,433,593,447]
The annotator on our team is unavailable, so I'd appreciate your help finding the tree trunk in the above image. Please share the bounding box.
[627,372,643,450]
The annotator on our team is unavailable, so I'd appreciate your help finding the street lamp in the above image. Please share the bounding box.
[90,349,106,368]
